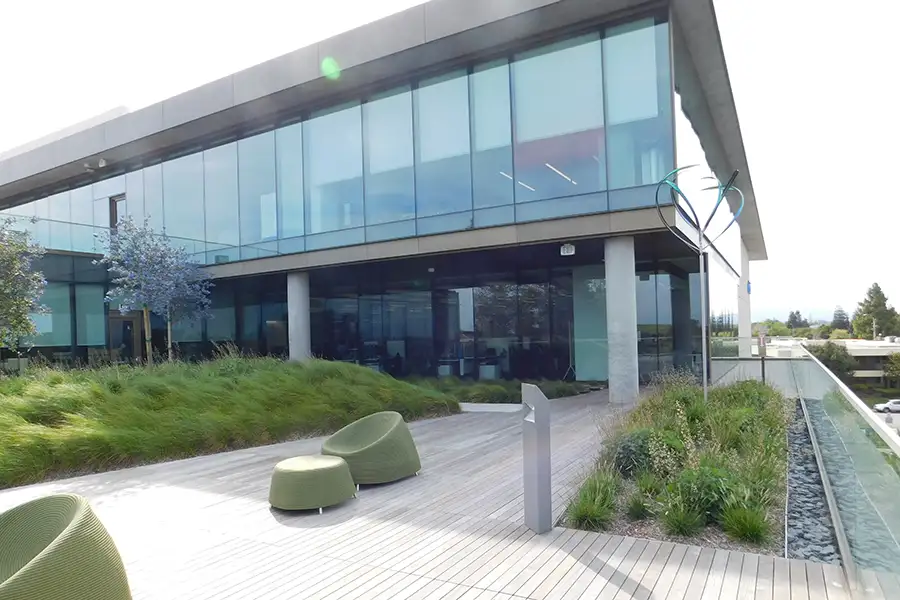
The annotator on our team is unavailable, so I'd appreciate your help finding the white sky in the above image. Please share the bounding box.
[1,0,897,322]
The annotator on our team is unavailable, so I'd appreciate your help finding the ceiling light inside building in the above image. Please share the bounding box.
[517,181,536,192]
[499,171,513,180]
[545,163,577,185]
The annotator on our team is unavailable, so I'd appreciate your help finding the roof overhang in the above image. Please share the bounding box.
[0,0,762,263]
[671,0,766,260]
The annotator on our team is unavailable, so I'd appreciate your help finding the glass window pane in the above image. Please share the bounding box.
[415,71,472,218]
[70,187,93,225]
[92,175,125,200]
[305,103,364,234]
[203,143,240,257]
[207,284,236,342]
[364,87,415,225]
[32,198,50,247]
[471,61,513,209]
[30,283,72,347]
[125,171,145,221]
[75,284,106,346]
[238,132,278,251]
[163,153,205,244]
[93,198,110,231]
[605,19,673,189]
[143,164,164,232]
[47,192,71,250]
[513,35,606,202]
[276,123,304,240]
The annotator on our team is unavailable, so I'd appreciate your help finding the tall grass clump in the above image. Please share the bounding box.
[0,357,459,488]
[567,468,620,531]
[566,368,788,548]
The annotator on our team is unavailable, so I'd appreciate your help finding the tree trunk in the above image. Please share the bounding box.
[143,306,153,366]
[167,308,173,362]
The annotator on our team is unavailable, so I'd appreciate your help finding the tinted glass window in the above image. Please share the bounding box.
[364,87,415,225]
[276,122,304,241]
[304,103,364,234]
[163,153,205,243]
[513,35,606,202]
[203,142,240,261]
[238,132,278,257]
[471,61,513,210]
[414,71,472,217]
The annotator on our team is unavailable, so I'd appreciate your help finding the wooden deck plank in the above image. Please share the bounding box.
[0,392,846,600]
[790,558,810,600]
[663,544,701,600]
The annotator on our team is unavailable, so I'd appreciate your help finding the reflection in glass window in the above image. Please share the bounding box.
[364,87,415,225]
[305,104,364,234]
[70,187,94,252]
[415,71,472,217]
[75,284,106,346]
[276,123,304,240]
[125,171,145,222]
[513,35,606,202]
[207,284,237,342]
[47,192,71,251]
[30,283,72,347]
[163,154,205,243]
[203,143,240,260]
[238,132,278,253]
[605,19,673,189]
[471,61,513,209]
[143,164,164,233]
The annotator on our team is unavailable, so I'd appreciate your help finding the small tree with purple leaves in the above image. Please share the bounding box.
[0,216,46,351]
[97,217,212,364]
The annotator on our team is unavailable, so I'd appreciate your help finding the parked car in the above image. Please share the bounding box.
[873,399,900,413]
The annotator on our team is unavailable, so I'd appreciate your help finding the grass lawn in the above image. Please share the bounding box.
[567,372,788,549]
[0,357,459,489]
[408,376,601,404]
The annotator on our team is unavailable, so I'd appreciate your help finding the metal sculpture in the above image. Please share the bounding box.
[654,166,745,402]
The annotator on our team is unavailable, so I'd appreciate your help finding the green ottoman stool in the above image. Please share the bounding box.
[269,455,356,513]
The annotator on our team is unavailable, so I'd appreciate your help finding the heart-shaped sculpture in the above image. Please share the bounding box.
[654,165,745,254]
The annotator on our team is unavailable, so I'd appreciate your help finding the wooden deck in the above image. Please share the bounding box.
[0,393,858,599]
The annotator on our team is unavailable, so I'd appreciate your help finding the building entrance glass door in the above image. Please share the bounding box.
[109,316,141,363]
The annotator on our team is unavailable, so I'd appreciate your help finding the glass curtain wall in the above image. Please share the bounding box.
[0,15,673,263]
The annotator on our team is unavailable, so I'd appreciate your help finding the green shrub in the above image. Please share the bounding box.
[0,358,459,488]
[613,428,653,477]
[626,492,651,521]
[669,466,733,521]
[635,470,663,497]
[660,490,705,536]
[567,469,620,531]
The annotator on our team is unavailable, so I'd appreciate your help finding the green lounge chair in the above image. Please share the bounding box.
[322,411,421,484]
[0,494,131,600]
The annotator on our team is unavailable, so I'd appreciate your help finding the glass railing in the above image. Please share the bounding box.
[792,349,900,587]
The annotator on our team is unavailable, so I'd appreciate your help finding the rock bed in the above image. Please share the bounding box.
[786,400,842,565]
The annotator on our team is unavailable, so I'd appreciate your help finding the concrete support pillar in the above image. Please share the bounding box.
[605,236,639,406]
[738,240,752,358]
[287,271,311,361]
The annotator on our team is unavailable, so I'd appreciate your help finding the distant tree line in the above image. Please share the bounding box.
[752,282,899,342]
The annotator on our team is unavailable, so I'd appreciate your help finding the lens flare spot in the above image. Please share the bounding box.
[320,57,341,80]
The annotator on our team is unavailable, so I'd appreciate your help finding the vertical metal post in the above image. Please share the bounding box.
[522,383,552,534]
[699,251,709,403]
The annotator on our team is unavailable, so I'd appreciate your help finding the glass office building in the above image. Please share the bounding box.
[0,0,764,394]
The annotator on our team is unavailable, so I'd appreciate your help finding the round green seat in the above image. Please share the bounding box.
[321,411,421,485]
[0,494,131,600]
[269,455,356,512]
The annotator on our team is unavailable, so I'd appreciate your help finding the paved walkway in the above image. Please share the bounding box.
[0,393,857,599]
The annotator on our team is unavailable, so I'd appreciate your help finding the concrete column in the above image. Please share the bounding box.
[287,271,311,361]
[605,236,639,406]
[738,240,752,358]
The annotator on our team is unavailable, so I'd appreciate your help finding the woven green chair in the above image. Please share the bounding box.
[0,494,131,600]
[269,455,357,512]
[322,411,421,484]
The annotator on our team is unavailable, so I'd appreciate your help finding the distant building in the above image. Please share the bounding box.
[806,339,900,383]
